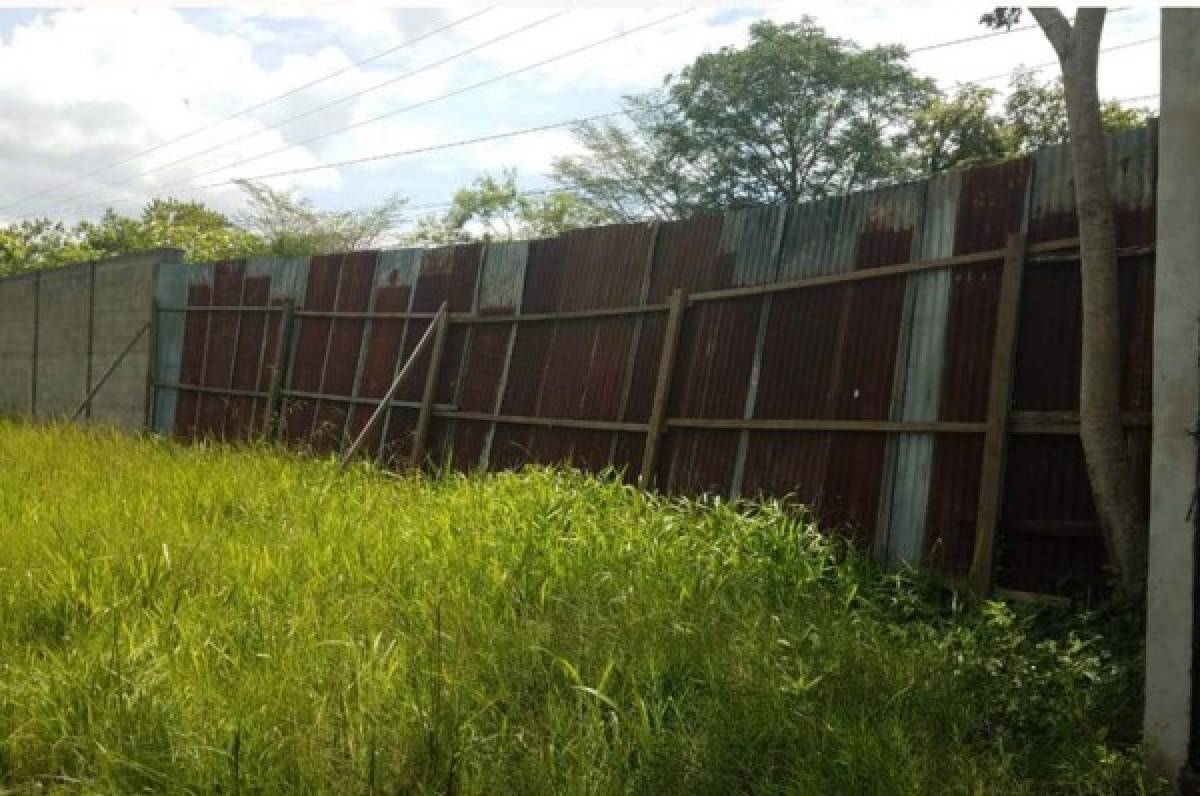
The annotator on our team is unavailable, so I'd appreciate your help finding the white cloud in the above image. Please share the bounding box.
[0,4,1162,226]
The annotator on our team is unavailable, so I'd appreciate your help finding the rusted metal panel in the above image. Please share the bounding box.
[248,256,309,433]
[173,271,212,438]
[994,435,1107,594]
[525,223,653,468]
[999,130,1156,594]
[194,260,245,439]
[1119,254,1155,413]
[225,273,270,440]
[440,244,486,469]
[1027,124,1157,246]
[817,183,923,547]
[469,242,528,469]
[926,157,1031,578]
[310,251,378,454]
[283,255,337,446]
[491,237,568,467]
[878,172,959,564]
[1013,262,1081,412]
[925,435,985,578]
[382,247,456,465]
[623,214,726,441]
[343,249,420,459]
[662,206,780,496]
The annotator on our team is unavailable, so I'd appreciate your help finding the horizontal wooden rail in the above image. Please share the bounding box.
[281,388,454,411]
[1009,410,1151,434]
[157,305,289,314]
[149,391,1155,439]
[666,417,989,433]
[292,304,672,324]
[441,410,649,433]
[687,240,1154,306]
[156,382,268,399]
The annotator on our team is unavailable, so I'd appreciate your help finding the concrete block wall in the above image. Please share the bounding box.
[0,248,182,429]
[0,272,37,414]
[34,262,94,419]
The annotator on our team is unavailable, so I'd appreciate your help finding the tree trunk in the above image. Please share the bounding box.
[1031,7,1147,594]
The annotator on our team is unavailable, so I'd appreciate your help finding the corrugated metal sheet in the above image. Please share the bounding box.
[350,249,421,461]
[493,236,569,467]
[173,264,214,439]
[152,262,194,433]
[818,182,923,545]
[309,251,378,453]
[468,242,529,470]
[878,171,959,564]
[1028,123,1157,246]
[149,125,1158,596]
[778,193,864,279]
[925,157,1032,578]
[531,223,654,468]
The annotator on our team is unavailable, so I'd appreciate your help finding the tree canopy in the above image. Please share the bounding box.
[405,168,602,245]
[553,16,1152,224]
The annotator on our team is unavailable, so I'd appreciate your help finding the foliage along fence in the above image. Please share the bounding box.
[0,126,1157,597]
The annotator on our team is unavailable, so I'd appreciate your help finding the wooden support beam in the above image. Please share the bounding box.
[340,302,447,468]
[640,288,686,487]
[409,302,451,470]
[969,233,1027,597]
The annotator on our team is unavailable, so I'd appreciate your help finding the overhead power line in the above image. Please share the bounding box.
[964,34,1158,85]
[60,111,626,217]
[47,8,693,219]
[906,5,1132,54]
[30,9,570,216]
[0,5,495,216]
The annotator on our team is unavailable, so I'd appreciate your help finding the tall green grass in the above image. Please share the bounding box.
[0,421,1158,794]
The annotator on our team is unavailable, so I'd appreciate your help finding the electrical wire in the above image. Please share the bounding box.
[0,5,496,215]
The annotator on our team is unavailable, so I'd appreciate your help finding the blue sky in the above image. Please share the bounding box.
[0,4,1161,233]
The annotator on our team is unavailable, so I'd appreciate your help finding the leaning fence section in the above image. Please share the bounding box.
[0,127,1156,598]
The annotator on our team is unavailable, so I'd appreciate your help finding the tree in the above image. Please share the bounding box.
[1004,67,1151,154]
[554,18,937,220]
[983,7,1146,594]
[407,168,601,245]
[77,199,264,262]
[552,96,709,222]
[905,85,1012,173]
[234,180,406,256]
[0,219,97,276]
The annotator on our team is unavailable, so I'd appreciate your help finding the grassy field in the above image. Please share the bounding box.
[0,422,1159,794]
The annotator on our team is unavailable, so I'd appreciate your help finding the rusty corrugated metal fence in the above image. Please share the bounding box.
[144,128,1157,597]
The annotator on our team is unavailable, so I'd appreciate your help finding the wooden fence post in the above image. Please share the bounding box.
[265,301,294,441]
[969,232,1027,596]
[409,303,451,469]
[640,287,686,488]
